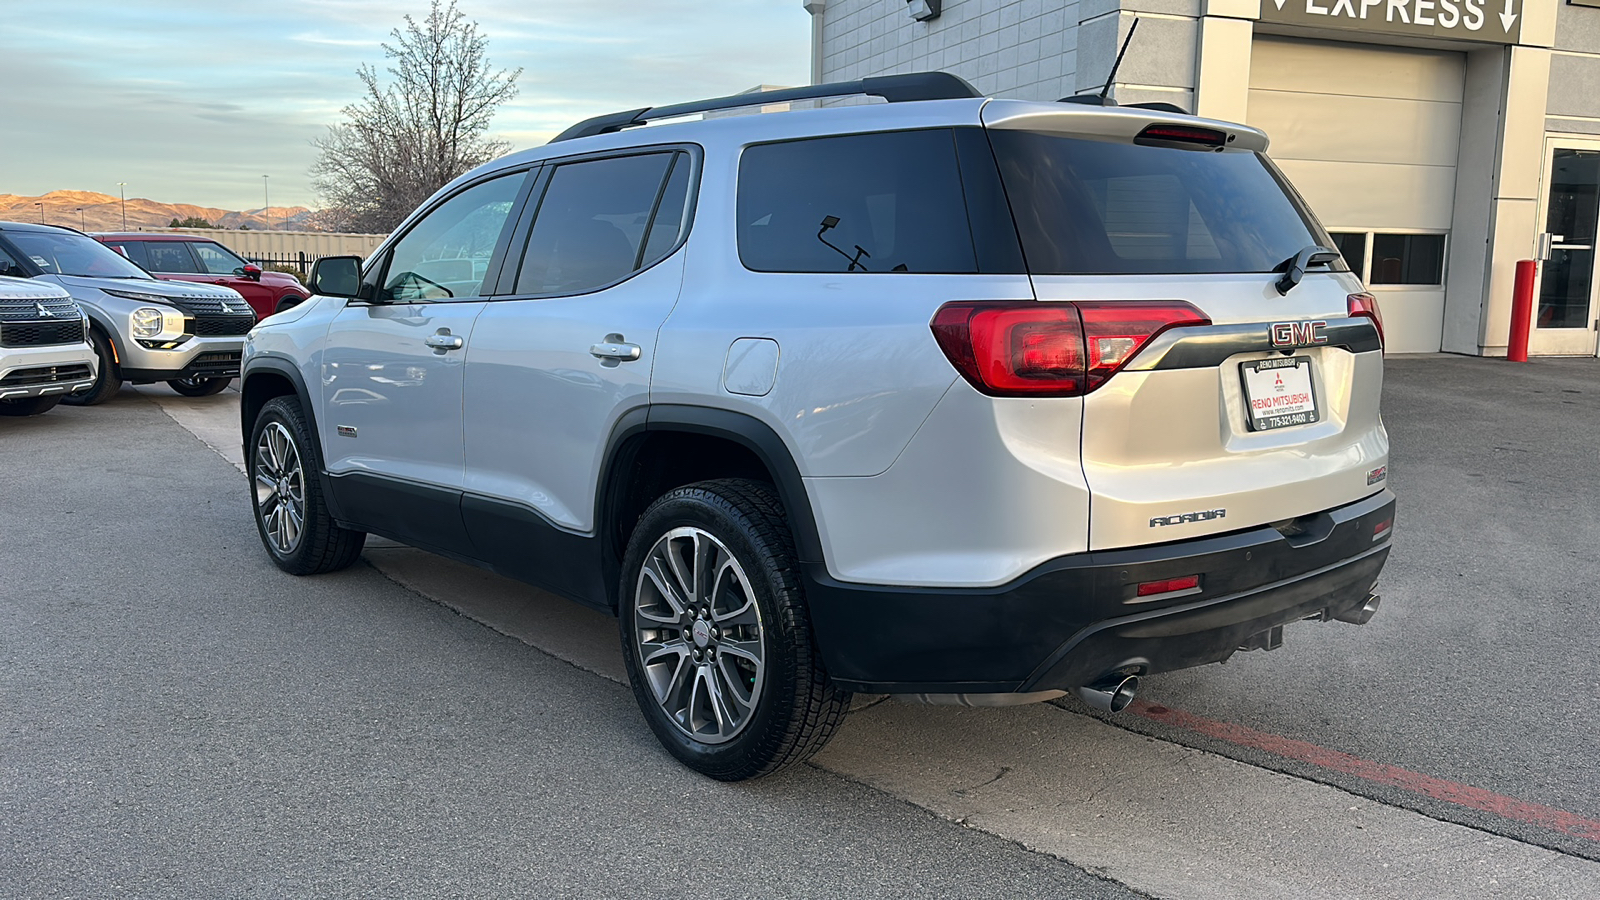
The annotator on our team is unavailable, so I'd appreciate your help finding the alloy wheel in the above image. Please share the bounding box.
[254,421,306,554]
[632,526,766,744]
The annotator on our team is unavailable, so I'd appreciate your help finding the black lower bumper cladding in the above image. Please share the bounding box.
[122,351,243,383]
[804,490,1396,695]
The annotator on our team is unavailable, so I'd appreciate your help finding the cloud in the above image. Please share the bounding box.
[0,0,811,210]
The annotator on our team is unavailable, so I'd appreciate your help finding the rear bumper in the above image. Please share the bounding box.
[804,489,1395,694]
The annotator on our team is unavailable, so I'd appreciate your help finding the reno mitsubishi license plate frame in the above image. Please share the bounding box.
[1241,356,1319,431]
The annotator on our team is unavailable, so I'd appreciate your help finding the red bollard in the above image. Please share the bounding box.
[1507,259,1537,362]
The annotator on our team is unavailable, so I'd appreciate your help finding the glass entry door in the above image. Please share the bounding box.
[1531,142,1600,356]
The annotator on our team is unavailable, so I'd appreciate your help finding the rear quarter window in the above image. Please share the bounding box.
[737,129,978,274]
[988,130,1331,276]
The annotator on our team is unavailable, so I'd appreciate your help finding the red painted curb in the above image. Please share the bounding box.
[1131,699,1600,843]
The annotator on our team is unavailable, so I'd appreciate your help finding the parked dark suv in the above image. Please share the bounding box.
[95,233,310,319]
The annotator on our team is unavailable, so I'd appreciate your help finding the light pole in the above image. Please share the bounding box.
[34,202,44,224]
[117,182,128,230]
[262,175,270,230]
[77,207,85,230]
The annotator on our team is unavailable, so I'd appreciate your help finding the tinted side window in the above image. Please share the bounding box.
[989,130,1323,275]
[639,154,692,267]
[737,130,977,274]
[104,241,151,269]
[514,152,676,295]
[382,171,526,302]
[145,242,200,273]
[0,245,26,278]
[192,241,248,275]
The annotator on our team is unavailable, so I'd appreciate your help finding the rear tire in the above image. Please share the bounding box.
[248,395,365,575]
[274,296,302,314]
[166,375,231,397]
[619,478,850,781]
[60,330,121,406]
[0,395,62,417]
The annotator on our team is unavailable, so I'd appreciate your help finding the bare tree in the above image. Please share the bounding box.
[310,0,521,233]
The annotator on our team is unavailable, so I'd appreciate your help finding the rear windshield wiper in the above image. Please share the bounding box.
[1274,245,1341,295]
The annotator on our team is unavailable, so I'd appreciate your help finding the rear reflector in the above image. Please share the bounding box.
[930,300,1208,397]
[1348,292,1385,349]
[1136,574,1200,597]
[1373,517,1392,541]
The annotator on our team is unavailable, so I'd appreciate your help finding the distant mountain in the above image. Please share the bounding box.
[0,190,319,233]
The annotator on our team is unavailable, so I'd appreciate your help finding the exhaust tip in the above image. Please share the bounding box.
[1333,593,1381,626]
[1075,674,1140,713]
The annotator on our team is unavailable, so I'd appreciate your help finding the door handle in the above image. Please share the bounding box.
[425,329,464,352]
[590,333,641,365]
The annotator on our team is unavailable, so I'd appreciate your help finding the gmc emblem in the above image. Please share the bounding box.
[1270,320,1328,348]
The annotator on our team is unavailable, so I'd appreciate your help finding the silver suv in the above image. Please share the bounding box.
[0,223,255,403]
[0,275,97,416]
[241,73,1395,780]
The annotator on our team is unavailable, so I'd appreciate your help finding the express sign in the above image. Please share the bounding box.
[1258,0,1523,44]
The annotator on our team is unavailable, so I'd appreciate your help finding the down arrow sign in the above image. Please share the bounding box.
[1499,0,1518,31]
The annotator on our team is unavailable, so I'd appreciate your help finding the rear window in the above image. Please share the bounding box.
[737,129,978,274]
[988,130,1328,275]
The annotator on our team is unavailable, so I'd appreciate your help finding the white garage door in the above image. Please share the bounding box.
[1248,37,1465,353]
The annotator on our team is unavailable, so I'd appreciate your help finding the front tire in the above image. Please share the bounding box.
[249,395,365,575]
[0,395,62,417]
[60,330,122,406]
[167,375,231,397]
[274,296,302,314]
[619,479,850,781]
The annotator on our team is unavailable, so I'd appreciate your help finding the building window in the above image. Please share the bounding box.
[1370,233,1446,285]
[1329,232,1367,277]
[1326,231,1446,286]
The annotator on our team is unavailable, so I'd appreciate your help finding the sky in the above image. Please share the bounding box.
[0,0,811,211]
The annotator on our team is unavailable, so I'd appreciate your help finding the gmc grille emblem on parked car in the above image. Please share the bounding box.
[1270,320,1328,347]
[1150,509,1226,527]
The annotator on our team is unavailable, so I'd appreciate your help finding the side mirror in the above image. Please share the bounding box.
[308,255,363,299]
[240,263,263,282]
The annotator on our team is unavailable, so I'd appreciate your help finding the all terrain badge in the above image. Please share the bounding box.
[1150,509,1226,527]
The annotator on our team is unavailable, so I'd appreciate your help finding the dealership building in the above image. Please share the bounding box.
[803,0,1600,355]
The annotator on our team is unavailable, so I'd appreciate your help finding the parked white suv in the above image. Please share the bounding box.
[0,275,97,416]
[241,74,1395,780]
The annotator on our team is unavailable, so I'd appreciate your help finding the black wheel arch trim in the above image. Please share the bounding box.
[617,404,824,566]
[240,356,346,522]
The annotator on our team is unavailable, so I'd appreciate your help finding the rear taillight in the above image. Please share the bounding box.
[930,300,1209,397]
[1348,292,1384,349]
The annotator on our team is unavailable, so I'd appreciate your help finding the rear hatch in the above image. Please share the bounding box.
[980,102,1388,550]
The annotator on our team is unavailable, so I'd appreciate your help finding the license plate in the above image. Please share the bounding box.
[1240,356,1318,431]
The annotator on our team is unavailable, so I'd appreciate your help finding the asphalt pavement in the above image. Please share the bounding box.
[1090,356,1600,858]
[0,392,1140,899]
[4,355,1600,898]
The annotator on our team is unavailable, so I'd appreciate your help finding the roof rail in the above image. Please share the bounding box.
[549,71,983,143]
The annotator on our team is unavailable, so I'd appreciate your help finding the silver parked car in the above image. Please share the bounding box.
[0,223,255,403]
[0,275,97,416]
[240,73,1394,780]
